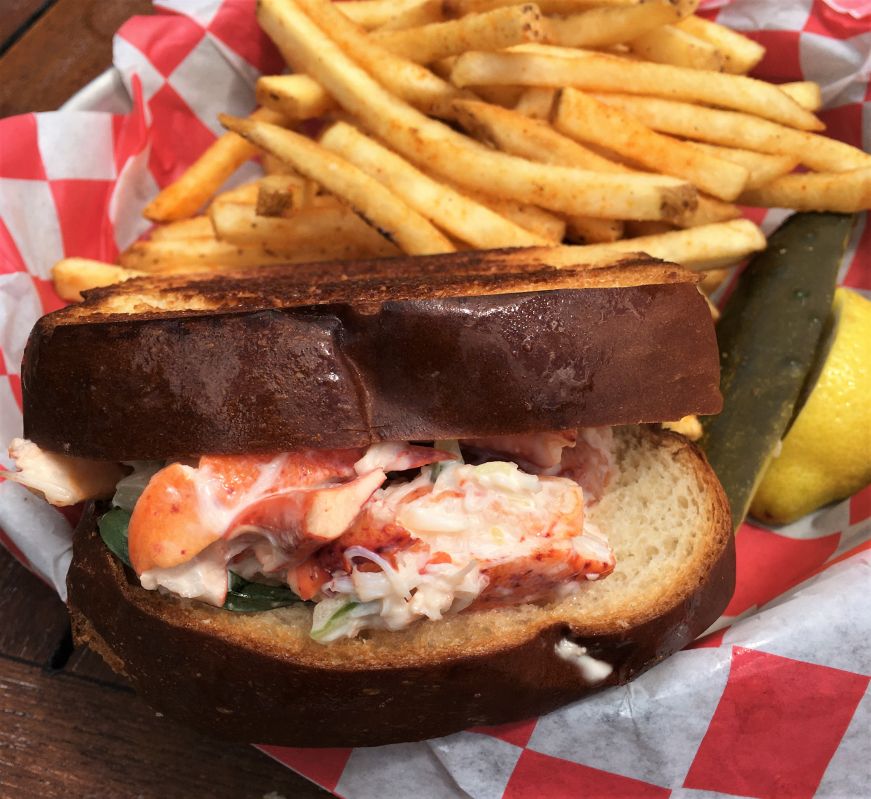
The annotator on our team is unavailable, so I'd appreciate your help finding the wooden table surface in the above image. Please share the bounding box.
[0,3,330,796]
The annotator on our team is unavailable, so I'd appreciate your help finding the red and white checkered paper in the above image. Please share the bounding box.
[1,1,869,796]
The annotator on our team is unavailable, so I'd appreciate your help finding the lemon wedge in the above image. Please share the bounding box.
[751,287,871,524]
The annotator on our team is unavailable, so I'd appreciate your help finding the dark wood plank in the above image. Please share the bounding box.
[0,655,332,799]
[0,0,152,116]
[0,0,53,52]
[0,546,70,664]
[64,643,132,687]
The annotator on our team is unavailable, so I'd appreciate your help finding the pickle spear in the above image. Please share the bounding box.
[700,212,855,530]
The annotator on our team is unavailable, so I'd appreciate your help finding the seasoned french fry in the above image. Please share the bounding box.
[624,220,673,237]
[542,1,680,49]
[565,216,624,244]
[446,0,641,16]
[255,174,309,216]
[554,88,749,200]
[676,195,740,227]
[453,98,621,172]
[699,266,730,295]
[52,259,146,302]
[683,142,799,190]
[209,201,400,256]
[377,0,444,30]
[336,0,434,29]
[149,216,215,242]
[591,93,871,172]
[455,98,736,226]
[629,24,724,71]
[266,0,465,118]
[739,167,871,213]
[259,0,697,221]
[452,189,567,242]
[372,5,544,64]
[319,121,548,248]
[220,115,455,254]
[143,107,284,223]
[256,74,335,119]
[778,81,822,112]
[211,181,262,206]
[539,219,767,271]
[513,87,557,119]
[676,15,764,74]
[450,50,823,131]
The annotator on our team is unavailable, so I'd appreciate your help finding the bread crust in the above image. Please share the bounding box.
[67,428,733,747]
[24,259,721,460]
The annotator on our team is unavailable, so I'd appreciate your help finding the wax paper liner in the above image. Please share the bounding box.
[0,1,869,797]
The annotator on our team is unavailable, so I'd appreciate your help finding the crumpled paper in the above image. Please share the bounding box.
[0,1,869,797]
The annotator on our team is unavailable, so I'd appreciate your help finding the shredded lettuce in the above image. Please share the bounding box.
[430,440,463,481]
[112,461,163,511]
[310,597,378,642]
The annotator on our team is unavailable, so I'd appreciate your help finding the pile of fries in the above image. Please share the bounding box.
[54,0,871,305]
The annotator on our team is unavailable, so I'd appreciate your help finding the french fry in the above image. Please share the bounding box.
[143,107,284,222]
[539,219,767,271]
[220,115,455,255]
[676,195,740,227]
[513,87,557,119]
[319,121,549,248]
[52,259,146,302]
[554,88,749,200]
[565,216,624,244]
[629,24,724,71]
[591,93,871,172]
[267,0,465,118]
[450,50,823,131]
[377,0,445,30]
[452,189,567,241]
[211,181,262,205]
[624,220,673,237]
[336,0,437,28]
[453,98,621,172]
[149,216,215,241]
[372,5,544,64]
[455,98,736,226]
[255,174,309,216]
[542,1,681,49]
[676,15,764,74]
[683,142,799,190]
[259,0,697,221]
[778,81,822,112]
[256,74,335,119]
[699,266,730,295]
[446,0,642,16]
[209,201,399,255]
[739,167,871,213]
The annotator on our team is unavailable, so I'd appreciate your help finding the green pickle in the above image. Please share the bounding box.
[700,212,855,530]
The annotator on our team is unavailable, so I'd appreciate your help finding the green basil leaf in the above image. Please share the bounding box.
[98,508,132,567]
[223,571,302,612]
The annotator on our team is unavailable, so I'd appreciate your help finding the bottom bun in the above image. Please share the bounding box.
[67,426,733,747]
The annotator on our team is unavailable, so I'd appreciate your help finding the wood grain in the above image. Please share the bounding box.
[0,655,331,799]
[0,0,53,52]
[0,546,69,664]
[0,0,152,116]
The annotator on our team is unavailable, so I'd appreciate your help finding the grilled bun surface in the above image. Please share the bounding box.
[23,254,721,460]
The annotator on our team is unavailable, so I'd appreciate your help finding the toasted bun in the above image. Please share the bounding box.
[24,253,721,460]
[67,427,733,747]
